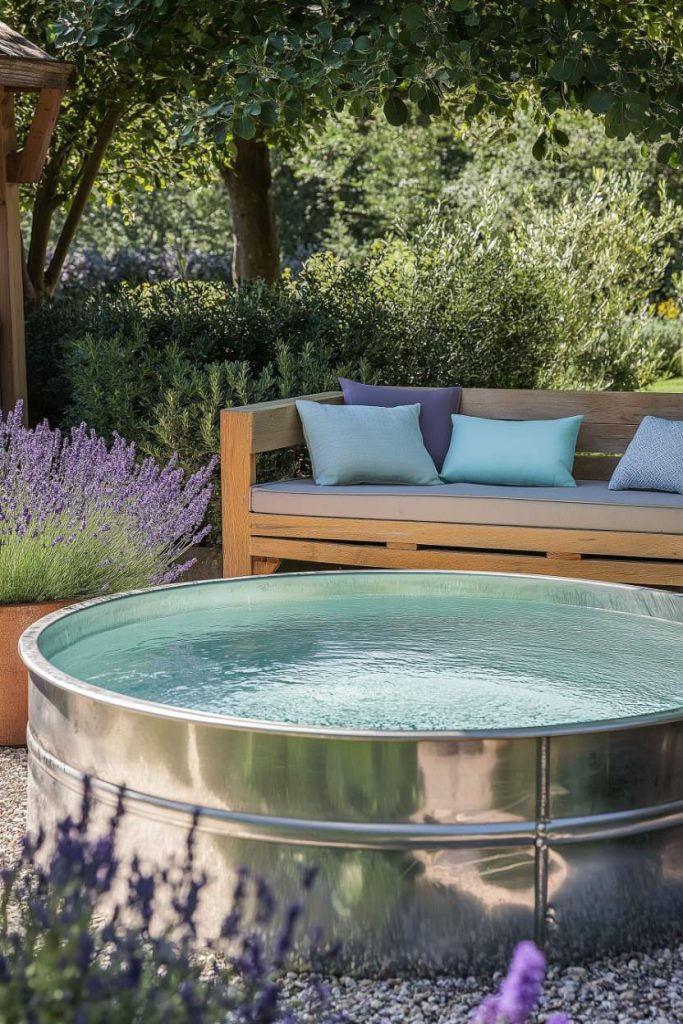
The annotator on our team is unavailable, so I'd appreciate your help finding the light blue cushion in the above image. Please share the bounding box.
[440,414,584,488]
[609,416,683,494]
[296,401,440,486]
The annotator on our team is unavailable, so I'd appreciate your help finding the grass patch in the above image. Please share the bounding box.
[643,376,683,392]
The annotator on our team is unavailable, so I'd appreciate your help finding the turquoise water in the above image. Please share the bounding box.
[45,579,683,731]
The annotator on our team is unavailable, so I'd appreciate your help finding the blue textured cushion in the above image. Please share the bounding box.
[296,401,440,486]
[440,414,584,487]
[609,416,683,494]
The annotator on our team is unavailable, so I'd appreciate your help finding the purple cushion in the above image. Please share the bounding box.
[339,379,462,470]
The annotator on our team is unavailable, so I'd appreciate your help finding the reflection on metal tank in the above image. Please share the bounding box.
[20,572,683,973]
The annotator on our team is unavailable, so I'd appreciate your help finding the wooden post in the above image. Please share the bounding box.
[0,86,28,418]
[220,409,256,577]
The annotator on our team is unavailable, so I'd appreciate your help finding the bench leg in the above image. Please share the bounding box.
[252,557,281,576]
[220,409,256,578]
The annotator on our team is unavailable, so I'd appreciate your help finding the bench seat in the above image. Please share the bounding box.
[252,479,683,535]
[222,388,683,585]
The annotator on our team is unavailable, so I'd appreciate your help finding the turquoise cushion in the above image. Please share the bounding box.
[440,414,584,487]
[296,401,440,486]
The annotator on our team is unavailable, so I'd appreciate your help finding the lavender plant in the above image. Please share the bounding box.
[0,402,216,604]
[0,783,337,1024]
[473,940,570,1024]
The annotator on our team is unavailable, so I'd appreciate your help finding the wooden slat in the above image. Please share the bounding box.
[250,536,683,586]
[223,389,683,457]
[461,390,683,455]
[7,86,64,182]
[0,86,27,416]
[250,514,683,560]
[572,455,620,481]
[460,388,683,423]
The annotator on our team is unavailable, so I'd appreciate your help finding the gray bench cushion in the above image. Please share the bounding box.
[251,479,683,535]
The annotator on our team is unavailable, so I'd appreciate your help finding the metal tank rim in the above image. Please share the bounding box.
[19,569,683,742]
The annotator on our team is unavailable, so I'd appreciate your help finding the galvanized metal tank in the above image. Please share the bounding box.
[20,572,683,973]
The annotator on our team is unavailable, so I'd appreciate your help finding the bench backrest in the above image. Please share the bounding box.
[226,388,683,480]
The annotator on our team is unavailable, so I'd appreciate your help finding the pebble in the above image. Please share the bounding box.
[2,747,682,1022]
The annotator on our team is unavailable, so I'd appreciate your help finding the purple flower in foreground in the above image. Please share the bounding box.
[1,783,339,1023]
[473,941,560,1024]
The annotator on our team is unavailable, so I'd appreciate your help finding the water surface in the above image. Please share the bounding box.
[44,575,683,731]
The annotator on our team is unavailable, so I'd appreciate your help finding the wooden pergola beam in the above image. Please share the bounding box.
[0,85,27,416]
[7,87,66,183]
[0,22,73,419]
[0,23,73,91]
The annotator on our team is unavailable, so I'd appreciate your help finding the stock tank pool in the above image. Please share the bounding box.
[20,572,683,972]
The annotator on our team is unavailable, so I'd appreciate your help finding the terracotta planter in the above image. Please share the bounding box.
[0,600,70,746]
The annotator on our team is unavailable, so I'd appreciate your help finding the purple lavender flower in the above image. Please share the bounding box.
[473,941,552,1024]
[0,401,216,602]
[1,787,339,1023]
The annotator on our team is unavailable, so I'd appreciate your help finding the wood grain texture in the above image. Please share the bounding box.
[224,392,341,453]
[251,557,281,575]
[250,536,683,586]
[222,388,682,457]
[7,86,65,182]
[0,21,73,91]
[0,86,27,416]
[220,409,256,577]
[250,514,683,559]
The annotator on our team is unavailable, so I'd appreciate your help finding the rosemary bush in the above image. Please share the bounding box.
[0,403,215,604]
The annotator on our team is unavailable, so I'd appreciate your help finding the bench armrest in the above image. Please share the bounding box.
[220,392,342,575]
[220,391,342,455]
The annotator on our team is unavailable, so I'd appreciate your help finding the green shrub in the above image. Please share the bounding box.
[24,172,681,541]
[145,343,374,528]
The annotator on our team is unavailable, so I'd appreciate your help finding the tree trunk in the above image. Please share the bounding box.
[219,137,279,285]
[43,104,124,296]
[26,179,58,298]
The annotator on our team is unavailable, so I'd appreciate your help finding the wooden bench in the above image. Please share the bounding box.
[220,389,683,586]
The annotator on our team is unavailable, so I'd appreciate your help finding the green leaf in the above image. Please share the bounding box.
[532,130,548,161]
[584,54,610,84]
[552,127,569,147]
[585,88,615,115]
[548,55,585,85]
[401,4,426,28]
[332,37,354,54]
[353,35,373,52]
[465,93,485,119]
[315,21,333,41]
[656,142,676,165]
[604,102,629,140]
[450,0,471,10]
[418,91,441,116]
[259,101,278,127]
[233,111,256,140]
[383,94,409,126]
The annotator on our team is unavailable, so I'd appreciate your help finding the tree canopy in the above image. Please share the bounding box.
[57,2,683,161]
[8,1,683,294]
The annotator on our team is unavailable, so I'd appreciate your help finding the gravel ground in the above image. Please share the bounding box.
[0,746,28,869]
[2,746,682,1023]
